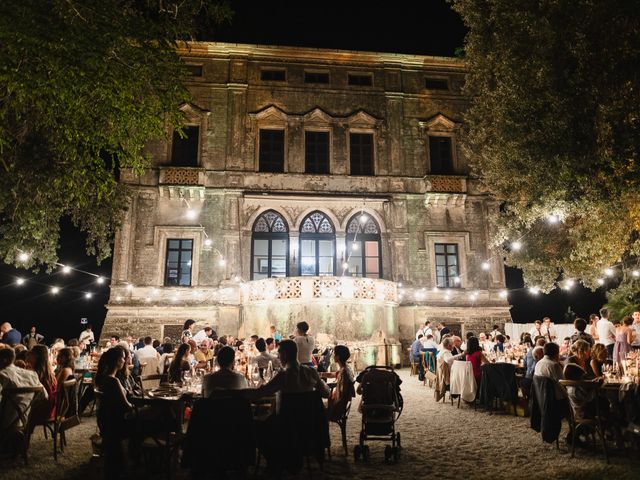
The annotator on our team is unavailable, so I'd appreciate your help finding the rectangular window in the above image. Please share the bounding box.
[259,129,285,173]
[305,131,330,174]
[171,126,199,167]
[304,71,330,84]
[185,64,203,77]
[260,69,286,81]
[350,133,374,176]
[425,78,449,90]
[435,243,459,288]
[348,73,373,86]
[429,136,453,174]
[165,239,193,286]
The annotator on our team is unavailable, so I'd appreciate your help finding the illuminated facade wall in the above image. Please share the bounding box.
[102,42,511,351]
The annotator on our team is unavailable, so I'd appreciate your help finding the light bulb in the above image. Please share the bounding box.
[51,286,60,294]
[218,258,226,267]
[126,284,134,291]
[632,270,640,278]
[85,292,92,299]
[145,297,151,303]
[96,276,105,284]
[204,238,213,247]
[351,243,359,251]
[453,276,461,285]
[234,275,241,283]
[185,209,197,220]
[115,296,122,302]
[359,214,368,224]
[529,287,540,295]
[16,278,25,286]
[342,262,349,269]
[597,278,605,286]
[18,252,30,262]
[547,214,559,224]
[481,261,490,271]
[511,241,522,251]
[563,279,575,289]
[62,265,71,274]
[604,268,614,277]
[499,290,508,299]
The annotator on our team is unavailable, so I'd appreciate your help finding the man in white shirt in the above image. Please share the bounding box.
[489,325,502,340]
[437,337,466,367]
[533,342,566,400]
[136,336,160,375]
[529,320,544,341]
[596,307,616,358]
[79,324,95,345]
[541,317,557,342]
[0,348,47,430]
[193,326,214,344]
[421,334,439,350]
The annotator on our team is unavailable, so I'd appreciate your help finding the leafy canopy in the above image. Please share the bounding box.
[0,0,231,268]
[453,0,640,291]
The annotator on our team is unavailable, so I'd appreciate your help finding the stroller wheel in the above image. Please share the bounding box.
[362,445,371,462]
[384,445,392,463]
[392,447,400,463]
[396,432,401,448]
[353,445,362,462]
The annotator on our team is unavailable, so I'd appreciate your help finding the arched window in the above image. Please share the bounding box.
[299,211,336,276]
[251,210,289,280]
[345,213,382,278]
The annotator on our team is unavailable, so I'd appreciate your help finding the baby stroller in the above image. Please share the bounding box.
[353,365,403,463]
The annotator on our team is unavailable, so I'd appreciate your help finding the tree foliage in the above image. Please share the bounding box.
[453,0,640,291]
[0,0,231,268]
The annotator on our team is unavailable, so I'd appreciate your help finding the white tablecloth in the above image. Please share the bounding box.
[450,360,477,403]
[505,323,576,343]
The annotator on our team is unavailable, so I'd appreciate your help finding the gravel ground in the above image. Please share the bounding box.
[2,368,639,480]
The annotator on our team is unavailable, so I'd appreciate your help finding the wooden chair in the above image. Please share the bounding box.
[408,348,417,376]
[327,383,354,458]
[0,385,44,465]
[136,373,165,393]
[423,350,437,387]
[37,379,78,460]
[559,379,609,463]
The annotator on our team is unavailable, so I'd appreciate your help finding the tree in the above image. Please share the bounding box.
[452,0,640,291]
[0,0,231,268]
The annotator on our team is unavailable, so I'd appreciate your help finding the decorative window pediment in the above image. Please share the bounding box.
[420,113,459,133]
[346,110,381,128]
[250,105,288,123]
[178,102,209,123]
[303,107,334,124]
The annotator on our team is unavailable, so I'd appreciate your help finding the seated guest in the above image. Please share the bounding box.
[411,334,425,380]
[158,343,174,375]
[252,340,330,399]
[266,337,277,354]
[563,341,602,420]
[570,318,594,347]
[559,337,572,358]
[451,336,463,355]
[136,336,160,374]
[534,342,566,400]
[438,337,466,367]
[115,345,142,397]
[464,336,489,386]
[0,322,22,347]
[520,332,534,349]
[461,331,475,350]
[421,334,439,350]
[478,332,494,352]
[94,347,134,478]
[252,338,281,371]
[55,347,75,384]
[25,345,57,426]
[202,346,247,397]
[321,345,355,422]
[195,340,214,369]
[522,346,544,396]
[0,347,47,431]
[493,334,506,353]
[590,343,609,378]
[167,343,191,384]
[565,340,593,376]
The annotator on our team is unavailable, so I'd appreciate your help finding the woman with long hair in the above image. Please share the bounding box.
[168,343,191,384]
[55,347,75,384]
[181,319,196,343]
[26,344,58,423]
[464,336,489,385]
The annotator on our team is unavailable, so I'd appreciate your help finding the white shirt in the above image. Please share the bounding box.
[534,356,565,399]
[437,349,465,367]
[631,323,640,347]
[193,329,209,343]
[596,318,616,346]
[294,335,315,364]
[529,326,544,340]
[0,364,47,429]
[79,330,95,344]
[136,345,159,361]
[541,324,556,340]
[422,339,439,350]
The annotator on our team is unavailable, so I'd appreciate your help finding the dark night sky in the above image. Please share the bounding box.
[0,0,606,343]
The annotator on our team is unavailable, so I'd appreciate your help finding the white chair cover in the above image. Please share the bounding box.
[450,360,477,403]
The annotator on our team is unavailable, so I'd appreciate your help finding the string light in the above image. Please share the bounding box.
[126,284,134,291]
[51,286,60,294]
[359,214,368,224]
[529,287,540,295]
[342,261,349,270]
[510,241,522,251]
[62,265,71,274]
[85,292,92,299]
[16,278,25,286]
[604,267,615,277]
[563,278,575,290]
[218,258,226,267]
[18,252,30,262]
[351,242,359,251]
[547,214,560,224]
[116,296,122,302]
[597,278,605,286]
[453,276,461,285]
[204,238,213,247]
[96,276,105,284]
[633,270,640,278]
[481,261,490,271]
[499,290,508,299]
[185,208,197,220]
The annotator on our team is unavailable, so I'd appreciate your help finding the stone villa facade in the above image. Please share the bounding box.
[102,42,511,361]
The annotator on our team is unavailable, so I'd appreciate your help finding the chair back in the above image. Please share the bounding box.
[450,361,477,402]
[0,385,44,432]
[279,391,330,457]
[57,379,77,418]
[559,379,601,421]
[138,374,164,392]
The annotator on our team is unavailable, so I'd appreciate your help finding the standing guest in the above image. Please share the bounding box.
[136,336,160,375]
[202,346,247,396]
[22,326,44,349]
[541,317,557,342]
[0,322,22,346]
[631,310,640,351]
[266,337,277,354]
[293,321,315,367]
[270,325,282,343]
[613,316,634,365]
[570,318,594,347]
[26,345,57,424]
[438,323,450,338]
[0,347,47,430]
[534,342,566,400]
[168,343,191,384]
[55,347,75,384]
[489,324,502,340]
[79,324,95,346]
[596,308,616,359]
[590,343,609,378]
[464,337,488,386]
[588,314,600,342]
[181,319,196,343]
[193,326,214,344]
[529,320,544,341]
[461,331,475,350]
[195,340,214,369]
